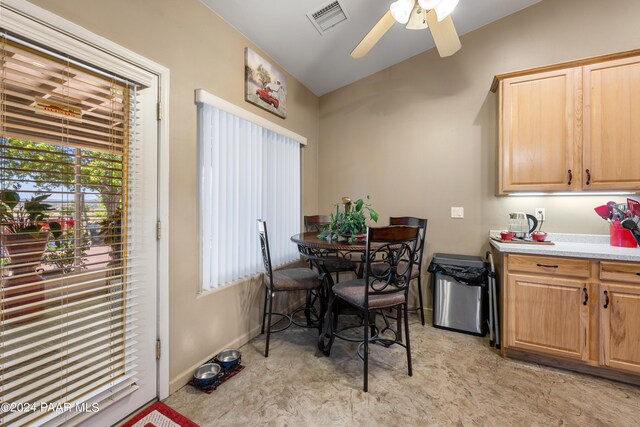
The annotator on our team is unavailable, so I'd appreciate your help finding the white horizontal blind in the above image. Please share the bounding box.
[0,35,142,426]
[198,102,301,290]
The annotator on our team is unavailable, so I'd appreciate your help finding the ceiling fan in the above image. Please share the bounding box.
[351,0,462,59]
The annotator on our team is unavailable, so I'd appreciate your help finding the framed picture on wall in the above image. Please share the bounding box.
[244,47,287,119]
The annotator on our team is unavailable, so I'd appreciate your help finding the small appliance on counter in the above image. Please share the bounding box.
[508,212,538,239]
[492,211,551,244]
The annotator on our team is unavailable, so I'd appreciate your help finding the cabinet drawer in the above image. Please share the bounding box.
[600,261,640,284]
[508,255,590,278]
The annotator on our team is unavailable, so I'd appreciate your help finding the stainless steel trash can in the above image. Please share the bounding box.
[429,253,487,336]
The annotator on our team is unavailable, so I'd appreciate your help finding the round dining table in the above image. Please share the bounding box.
[290,232,369,263]
[290,232,391,355]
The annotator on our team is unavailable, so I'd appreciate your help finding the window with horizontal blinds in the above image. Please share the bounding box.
[0,36,141,426]
[197,99,301,291]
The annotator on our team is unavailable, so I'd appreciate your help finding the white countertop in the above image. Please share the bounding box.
[489,231,640,262]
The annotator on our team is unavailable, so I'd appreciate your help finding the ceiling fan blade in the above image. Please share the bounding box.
[426,9,461,57]
[351,10,396,58]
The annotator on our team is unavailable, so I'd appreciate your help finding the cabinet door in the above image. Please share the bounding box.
[507,273,588,360]
[500,68,579,193]
[583,56,640,190]
[600,283,640,373]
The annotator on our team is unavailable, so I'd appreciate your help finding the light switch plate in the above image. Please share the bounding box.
[451,207,464,219]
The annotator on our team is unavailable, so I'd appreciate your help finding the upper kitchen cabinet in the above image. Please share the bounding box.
[499,69,579,193]
[583,57,640,191]
[492,50,640,194]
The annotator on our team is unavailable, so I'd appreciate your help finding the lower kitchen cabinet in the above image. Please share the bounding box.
[600,283,640,374]
[507,274,588,360]
[499,253,640,384]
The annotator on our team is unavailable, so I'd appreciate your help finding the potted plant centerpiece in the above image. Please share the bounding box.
[0,190,59,312]
[318,196,379,243]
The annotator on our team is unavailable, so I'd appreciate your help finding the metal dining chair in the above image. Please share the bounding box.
[257,220,326,357]
[303,215,331,233]
[388,217,428,325]
[328,225,419,392]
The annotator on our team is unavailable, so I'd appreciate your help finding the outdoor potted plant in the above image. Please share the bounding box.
[0,190,59,314]
[98,209,122,266]
[44,216,89,274]
[318,196,379,243]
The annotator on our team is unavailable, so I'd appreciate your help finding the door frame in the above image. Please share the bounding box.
[0,0,170,401]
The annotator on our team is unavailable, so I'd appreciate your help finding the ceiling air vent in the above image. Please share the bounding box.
[307,0,350,35]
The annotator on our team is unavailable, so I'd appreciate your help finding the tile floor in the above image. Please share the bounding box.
[165,315,640,426]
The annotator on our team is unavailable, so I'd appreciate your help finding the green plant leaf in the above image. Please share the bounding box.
[49,221,63,240]
[24,202,53,224]
[368,207,379,223]
[355,199,364,212]
[0,203,9,220]
[22,224,42,234]
[0,190,19,210]
[29,194,51,203]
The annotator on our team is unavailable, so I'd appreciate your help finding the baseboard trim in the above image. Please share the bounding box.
[505,348,640,387]
[169,296,306,394]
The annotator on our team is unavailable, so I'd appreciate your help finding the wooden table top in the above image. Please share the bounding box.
[290,232,368,251]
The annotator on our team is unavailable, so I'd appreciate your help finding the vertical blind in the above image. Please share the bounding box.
[0,35,141,426]
[198,102,301,290]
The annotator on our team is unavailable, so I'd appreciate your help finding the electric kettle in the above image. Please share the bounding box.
[508,212,538,238]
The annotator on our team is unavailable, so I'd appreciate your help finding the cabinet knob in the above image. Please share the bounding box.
[568,169,573,186]
[582,287,588,306]
[603,290,609,309]
[585,169,591,186]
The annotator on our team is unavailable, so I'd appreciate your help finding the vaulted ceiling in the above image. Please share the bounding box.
[201,0,541,95]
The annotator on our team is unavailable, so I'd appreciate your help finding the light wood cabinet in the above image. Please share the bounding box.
[506,273,588,360]
[508,254,590,278]
[500,253,640,384]
[494,50,640,194]
[600,261,640,284]
[500,69,579,192]
[583,57,640,190]
[600,282,640,374]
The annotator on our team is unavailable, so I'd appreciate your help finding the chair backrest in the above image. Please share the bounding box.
[364,226,419,306]
[389,216,428,271]
[304,215,331,232]
[257,220,274,285]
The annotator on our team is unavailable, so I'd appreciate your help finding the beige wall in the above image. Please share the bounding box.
[319,0,640,298]
[27,0,320,392]
[27,0,640,395]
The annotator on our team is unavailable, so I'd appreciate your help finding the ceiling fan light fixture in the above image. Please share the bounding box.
[390,0,415,24]
[435,0,459,21]
[417,0,440,9]
[406,4,428,29]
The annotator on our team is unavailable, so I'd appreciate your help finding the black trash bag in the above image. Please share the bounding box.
[427,262,487,287]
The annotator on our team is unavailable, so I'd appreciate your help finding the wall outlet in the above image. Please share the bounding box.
[535,208,546,221]
[451,207,464,219]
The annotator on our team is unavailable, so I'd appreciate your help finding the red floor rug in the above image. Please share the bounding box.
[121,402,200,427]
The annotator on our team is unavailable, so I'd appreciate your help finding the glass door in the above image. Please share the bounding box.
[0,35,158,426]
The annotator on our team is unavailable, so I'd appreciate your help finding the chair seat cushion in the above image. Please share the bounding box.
[272,268,322,291]
[333,279,405,310]
[370,261,419,280]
